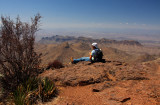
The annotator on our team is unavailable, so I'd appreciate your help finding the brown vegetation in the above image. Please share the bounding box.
[0,14,41,93]
[47,60,64,69]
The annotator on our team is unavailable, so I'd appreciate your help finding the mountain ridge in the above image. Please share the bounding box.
[39,35,142,46]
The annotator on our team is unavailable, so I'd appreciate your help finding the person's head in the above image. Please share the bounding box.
[92,43,98,49]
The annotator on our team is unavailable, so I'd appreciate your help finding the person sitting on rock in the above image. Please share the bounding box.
[71,43,103,64]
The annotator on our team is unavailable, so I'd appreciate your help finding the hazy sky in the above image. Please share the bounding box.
[0,0,160,35]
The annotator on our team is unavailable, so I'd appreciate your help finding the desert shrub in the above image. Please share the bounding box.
[13,85,27,105]
[47,60,64,69]
[39,78,58,102]
[13,77,57,105]
[13,77,40,105]
[0,14,41,93]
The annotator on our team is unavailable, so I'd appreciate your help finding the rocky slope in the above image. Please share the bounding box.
[36,36,160,66]
[36,41,159,65]
[39,58,160,105]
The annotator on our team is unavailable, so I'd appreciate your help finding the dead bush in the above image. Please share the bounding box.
[47,60,64,69]
[0,14,42,93]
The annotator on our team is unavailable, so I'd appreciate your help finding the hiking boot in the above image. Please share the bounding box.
[70,57,74,64]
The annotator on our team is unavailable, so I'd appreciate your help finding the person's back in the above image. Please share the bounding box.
[91,48,103,62]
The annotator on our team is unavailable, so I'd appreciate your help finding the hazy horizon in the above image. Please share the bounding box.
[0,0,160,40]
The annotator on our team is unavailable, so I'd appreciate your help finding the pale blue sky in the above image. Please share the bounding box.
[0,0,160,35]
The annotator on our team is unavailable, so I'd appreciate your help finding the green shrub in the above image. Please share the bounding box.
[13,85,27,105]
[39,78,58,102]
[13,77,57,105]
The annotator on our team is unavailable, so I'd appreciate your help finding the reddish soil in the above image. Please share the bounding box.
[39,60,160,105]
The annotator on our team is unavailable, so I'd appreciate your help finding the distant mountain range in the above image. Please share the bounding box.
[39,35,142,46]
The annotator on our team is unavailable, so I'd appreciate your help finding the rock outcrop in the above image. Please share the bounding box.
[39,59,160,105]
[39,61,149,86]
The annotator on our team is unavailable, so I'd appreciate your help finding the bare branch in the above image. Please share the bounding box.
[0,14,42,92]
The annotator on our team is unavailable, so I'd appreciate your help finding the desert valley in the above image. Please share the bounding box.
[35,35,160,105]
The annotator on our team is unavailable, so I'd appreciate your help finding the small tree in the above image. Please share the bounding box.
[0,14,41,92]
